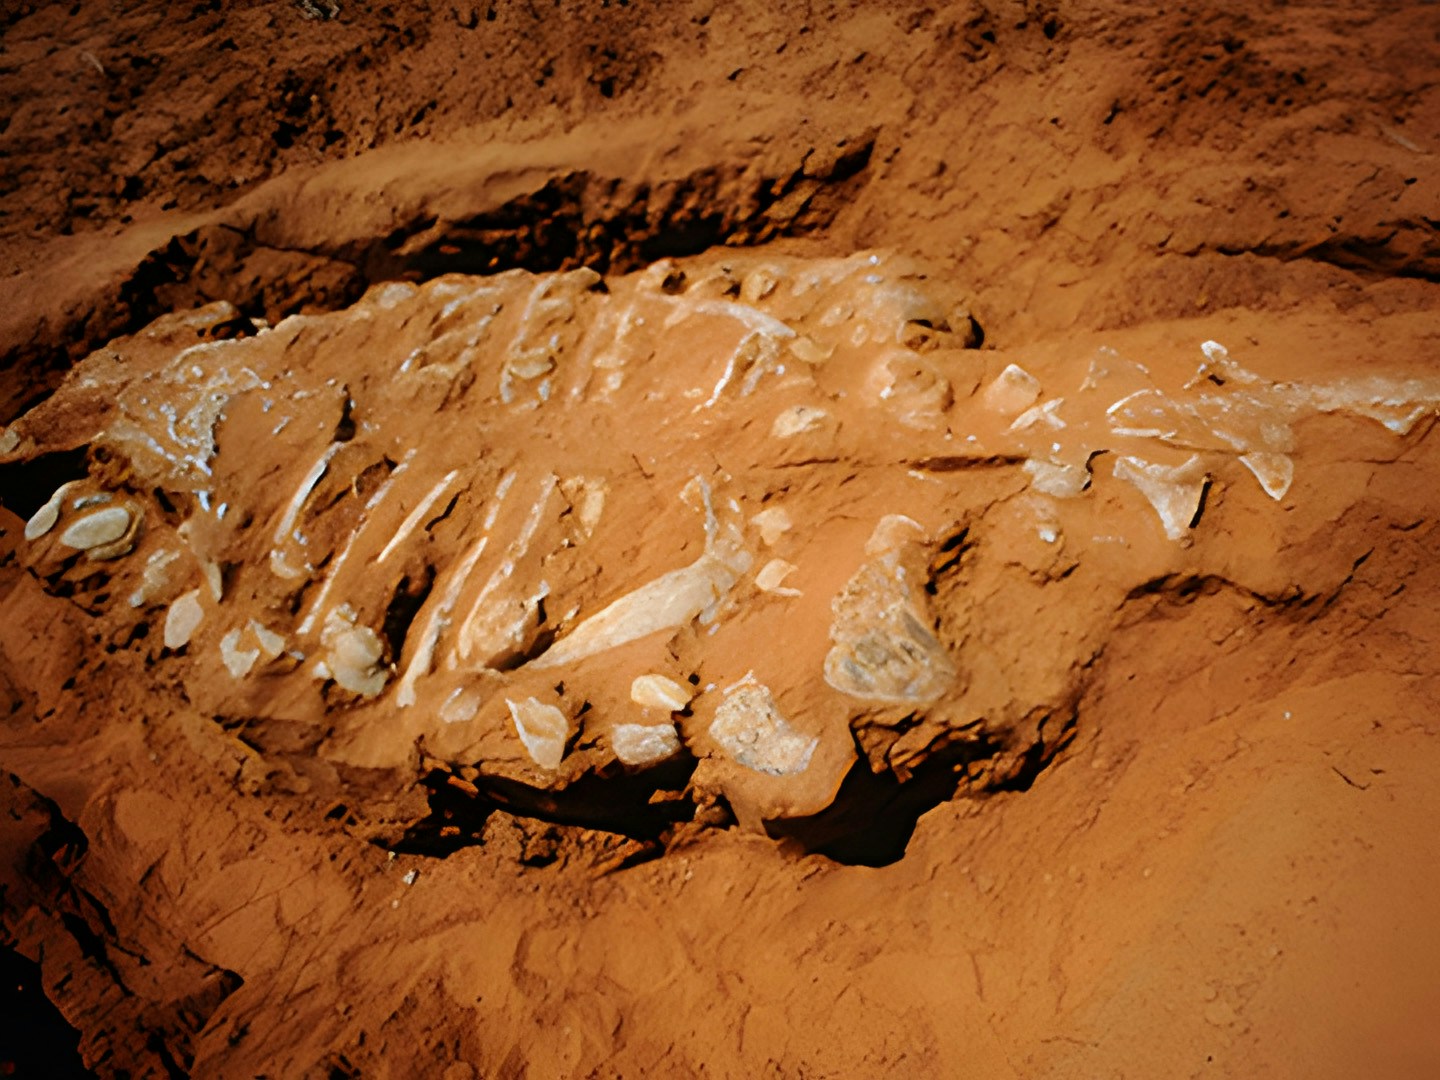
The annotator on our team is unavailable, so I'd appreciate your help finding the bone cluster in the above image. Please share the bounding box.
[8,253,1438,827]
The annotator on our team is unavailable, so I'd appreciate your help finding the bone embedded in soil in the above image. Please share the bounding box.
[6,251,1440,838]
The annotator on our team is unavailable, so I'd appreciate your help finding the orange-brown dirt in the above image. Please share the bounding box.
[3,2,1440,1077]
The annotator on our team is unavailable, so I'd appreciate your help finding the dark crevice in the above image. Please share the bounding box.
[766,737,999,867]
[379,567,435,661]
[905,454,1027,473]
[1124,572,1308,608]
[390,756,699,857]
[0,945,94,1079]
[771,706,1078,867]
[0,448,90,518]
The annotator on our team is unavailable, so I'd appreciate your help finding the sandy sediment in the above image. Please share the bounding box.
[2,2,1439,1077]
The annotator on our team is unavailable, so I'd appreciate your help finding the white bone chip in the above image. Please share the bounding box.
[130,549,182,608]
[630,674,693,712]
[771,405,828,438]
[1113,455,1209,540]
[25,481,81,541]
[1009,398,1066,433]
[58,506,131,550]
[329,627,387,697]
[981,364,1041,417]
[202,560,225,602]
[755,559,802,597]
[506,697,570,770]
[1024,458,1090,498]
[220,629,260,679]
[249,621,286,658]
[25,501,61,541]
[611,722,683,767]
[164,590,205,650]
[750,507,793,546]
[864,514,925,557]
[1238,452,1294,501]
[440,687,482,725]
[824,552,955,703]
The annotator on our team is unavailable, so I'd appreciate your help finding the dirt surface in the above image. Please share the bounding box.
[2,2,1440,1077]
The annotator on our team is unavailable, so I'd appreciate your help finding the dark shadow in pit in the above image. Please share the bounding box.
[390,754,699,859]
[0,448,89,519]
[0,945,94,1080]
[765,739,999,868]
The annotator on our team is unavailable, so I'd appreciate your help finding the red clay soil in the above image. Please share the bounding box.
[2,2,1440,1077]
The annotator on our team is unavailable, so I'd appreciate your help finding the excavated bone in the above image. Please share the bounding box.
[755,559,802,597]
[1024,458,1090,498]
[531,482,751,670]
[440,687,483,725]
[751,507,793,546]
[704,331,784,406]
[377,469,459,563]
[220,629,261,679]
[871,350,953,429]
[865,514,925,557]
[981,363,1042,417]
[710,677,817,777]
[270,444,339,579]
[201,559,224,602]
[1185,339,1263,388]
[825,522,956,703]
[1010,398,1066,433]
[24,501,61,541]
[250,621,286,658]
[24,482,77,541]
[17,253,1440,841]
[1239,452,1295,501]
[58,506,132,550]
[129,549,183,608]
[531,553,743,669]
[772,405,828,437]
[506,697,570,770]
[558,476,607,539]
[630,674,693,712]
[321,608,387,698]
[164,590,205,650]
[611,723,683,767]
[1108,389,1235,448]
[787,335,835,366]
[453,476,557,665]
[740,267,779,304]
[1113,455,1209,540]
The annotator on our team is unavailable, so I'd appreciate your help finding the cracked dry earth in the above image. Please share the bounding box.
[3,2,1440,1078]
